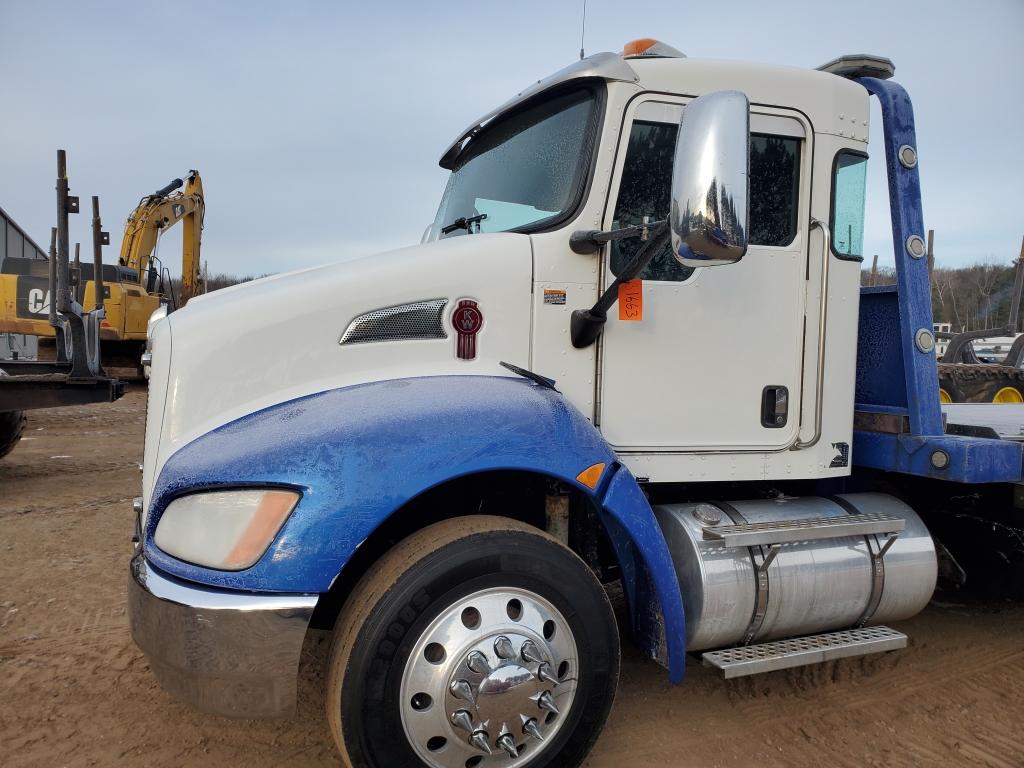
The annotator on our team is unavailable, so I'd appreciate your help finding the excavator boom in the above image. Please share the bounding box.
[118,171,204,306]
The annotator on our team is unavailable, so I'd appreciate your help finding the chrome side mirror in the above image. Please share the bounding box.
[669,90,750,267]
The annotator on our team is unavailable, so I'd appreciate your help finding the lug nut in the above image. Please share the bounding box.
[537,662,559,685]
[496,733,519,758]
[451,710,474,733]
[467,650,490,674]
[520,640,543,663]
[537,691,559,714]
[522,717,544,741]
[494,635,515,659]
[450,679,475,703]
[470,730,491,754]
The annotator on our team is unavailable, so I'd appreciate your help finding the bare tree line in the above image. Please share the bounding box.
[166,272,270,304]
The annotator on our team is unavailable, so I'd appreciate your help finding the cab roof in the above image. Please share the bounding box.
[440,45,873,169]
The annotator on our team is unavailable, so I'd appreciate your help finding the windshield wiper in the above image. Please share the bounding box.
[441,213,488,235]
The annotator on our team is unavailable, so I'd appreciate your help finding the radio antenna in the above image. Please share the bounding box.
[579,0,587,60]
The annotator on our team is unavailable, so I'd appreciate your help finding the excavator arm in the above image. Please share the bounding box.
[119,171,205,306]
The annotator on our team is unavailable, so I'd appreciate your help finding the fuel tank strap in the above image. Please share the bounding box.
[716,501,776,646]
[828,495,898,627]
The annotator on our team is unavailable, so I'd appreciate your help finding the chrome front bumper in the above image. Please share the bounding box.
[128,554,318,718]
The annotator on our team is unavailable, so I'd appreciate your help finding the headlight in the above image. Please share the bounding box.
[154,489,300,570]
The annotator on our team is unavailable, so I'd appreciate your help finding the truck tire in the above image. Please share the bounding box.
[326,515,619,768]
[0,409,26,460]
[0,368,27,460]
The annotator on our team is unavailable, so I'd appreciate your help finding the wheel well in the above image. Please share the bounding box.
[309,469,616,629]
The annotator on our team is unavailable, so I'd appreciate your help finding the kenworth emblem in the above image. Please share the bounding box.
[453,299,483,360]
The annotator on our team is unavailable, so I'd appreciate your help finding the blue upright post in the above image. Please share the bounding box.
[858,77,944,437]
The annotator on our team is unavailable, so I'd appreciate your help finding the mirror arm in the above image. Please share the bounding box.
[570,221,669,349]
[569,217,664,255]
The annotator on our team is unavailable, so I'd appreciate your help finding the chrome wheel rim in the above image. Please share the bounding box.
[399,586,579,767]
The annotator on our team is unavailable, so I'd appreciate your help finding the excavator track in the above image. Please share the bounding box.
[938,363,1024,403]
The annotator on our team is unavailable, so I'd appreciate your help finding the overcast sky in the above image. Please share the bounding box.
[2,0,1021,277]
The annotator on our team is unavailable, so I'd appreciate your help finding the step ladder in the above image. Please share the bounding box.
[702,626,907,678]
[701,512,904,547]
[699,509,909,678]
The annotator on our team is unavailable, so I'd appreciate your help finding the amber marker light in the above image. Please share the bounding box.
[623,38,659,56]
[622,39,687,59]
[221,490,301,570]
[576,462,606,490]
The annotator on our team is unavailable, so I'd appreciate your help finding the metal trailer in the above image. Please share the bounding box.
[0,151,123,458]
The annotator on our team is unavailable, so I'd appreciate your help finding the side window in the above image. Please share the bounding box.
[609,121,689,281]
[831,151,868,260]
[610,120,802,281]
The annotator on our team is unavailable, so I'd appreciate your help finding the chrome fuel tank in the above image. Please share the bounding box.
[654,494,937,651]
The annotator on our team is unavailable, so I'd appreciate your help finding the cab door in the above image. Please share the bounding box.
[598,99,811,452]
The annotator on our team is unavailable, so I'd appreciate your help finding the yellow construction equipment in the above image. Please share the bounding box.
[119,171,205,305]
[0,171,205,377]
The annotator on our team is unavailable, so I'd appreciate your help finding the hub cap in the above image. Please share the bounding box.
[400,587,578,767]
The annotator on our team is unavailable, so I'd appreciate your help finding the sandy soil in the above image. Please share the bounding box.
[2,391,1023,768]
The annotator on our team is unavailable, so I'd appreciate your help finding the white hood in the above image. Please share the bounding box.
[143,233,534,507]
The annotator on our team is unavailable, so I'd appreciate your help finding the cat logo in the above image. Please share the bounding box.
[27,288,50,314]
[15,276,52,318]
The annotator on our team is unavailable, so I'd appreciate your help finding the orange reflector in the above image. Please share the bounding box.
[576,462,606,490]
[623,38,659,56]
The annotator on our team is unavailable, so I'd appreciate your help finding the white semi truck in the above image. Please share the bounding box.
[128,40,1024,768]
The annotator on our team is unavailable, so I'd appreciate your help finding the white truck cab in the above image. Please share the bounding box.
[144,46,868,500]
[129,41,1024,768]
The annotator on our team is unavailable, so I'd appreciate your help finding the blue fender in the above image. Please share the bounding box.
[599,467,687,682]
[146,375,686,678]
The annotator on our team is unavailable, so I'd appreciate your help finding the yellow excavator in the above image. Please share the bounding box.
[0,171,205,377]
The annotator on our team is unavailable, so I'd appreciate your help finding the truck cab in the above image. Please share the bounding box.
[128,42,1024,768]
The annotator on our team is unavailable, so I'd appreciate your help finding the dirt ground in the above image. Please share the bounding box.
[2,391,1023,768]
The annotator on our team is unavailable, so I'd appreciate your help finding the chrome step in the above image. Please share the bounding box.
[702,626,907,679]
[702,512,904,548]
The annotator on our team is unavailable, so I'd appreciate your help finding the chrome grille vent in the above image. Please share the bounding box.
[340,299,448,345]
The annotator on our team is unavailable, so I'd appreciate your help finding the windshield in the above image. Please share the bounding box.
[431,87,598,239]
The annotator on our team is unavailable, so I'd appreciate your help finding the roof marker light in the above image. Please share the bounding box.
[623,39,687,59]
[817,54,895,80]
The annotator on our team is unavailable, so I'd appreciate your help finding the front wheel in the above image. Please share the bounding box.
[326,515,620,768]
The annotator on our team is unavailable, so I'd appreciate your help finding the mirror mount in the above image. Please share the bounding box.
[569,217,659,255]
[570,220,669,348]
